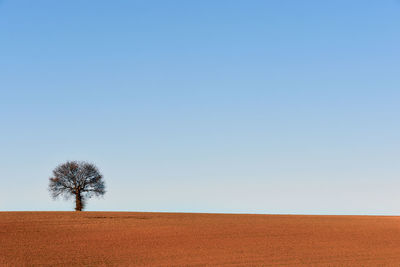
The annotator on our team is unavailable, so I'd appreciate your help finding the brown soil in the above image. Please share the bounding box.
[1,212,400,266]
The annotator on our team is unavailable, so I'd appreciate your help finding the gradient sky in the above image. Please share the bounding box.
[1,0,399,214]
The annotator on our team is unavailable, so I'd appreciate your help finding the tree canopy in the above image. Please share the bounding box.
[49,161,105,211]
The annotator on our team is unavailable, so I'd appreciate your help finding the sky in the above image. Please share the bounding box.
[0,0,399,214]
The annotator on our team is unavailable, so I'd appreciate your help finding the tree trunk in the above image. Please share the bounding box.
[75,192,83,211]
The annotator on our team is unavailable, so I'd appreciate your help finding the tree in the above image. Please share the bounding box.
[49,161,106,211]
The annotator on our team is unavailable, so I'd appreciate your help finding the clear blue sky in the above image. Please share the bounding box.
[1,0,399,214]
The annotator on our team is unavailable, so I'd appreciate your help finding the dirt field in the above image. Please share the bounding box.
[1,212,400,266]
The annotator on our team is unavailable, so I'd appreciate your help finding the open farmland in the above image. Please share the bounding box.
[2,212,400,266]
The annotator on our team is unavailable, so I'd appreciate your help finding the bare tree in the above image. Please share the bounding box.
[49,161,106,211]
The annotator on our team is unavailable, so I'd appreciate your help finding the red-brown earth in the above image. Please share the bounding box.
[1,212,400,266]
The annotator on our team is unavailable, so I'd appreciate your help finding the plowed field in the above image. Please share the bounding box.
[1,212,400,266]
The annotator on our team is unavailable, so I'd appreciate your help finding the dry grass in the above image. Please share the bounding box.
[1,212,400,266]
